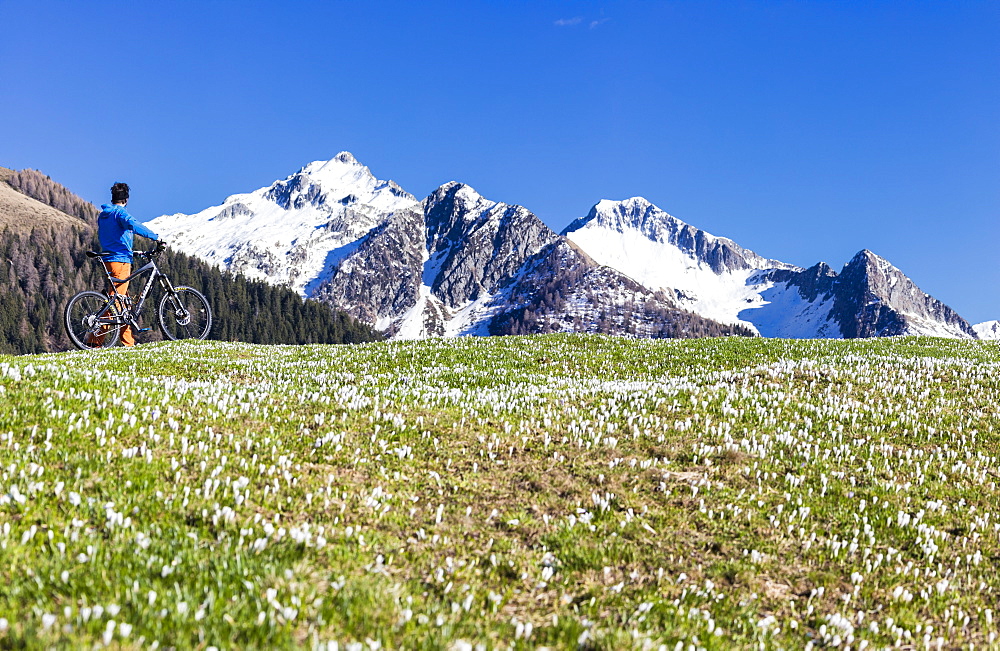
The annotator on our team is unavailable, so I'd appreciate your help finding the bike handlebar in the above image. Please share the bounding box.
[136,242,166,259]
[86,243,166,262]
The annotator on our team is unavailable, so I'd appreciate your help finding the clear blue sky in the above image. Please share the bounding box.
[3,1,998,323]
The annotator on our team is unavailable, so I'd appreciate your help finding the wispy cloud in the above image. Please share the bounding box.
[554,15,610,29]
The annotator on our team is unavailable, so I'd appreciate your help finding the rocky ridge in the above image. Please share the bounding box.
[565,197,977,339]
[760,251,976,339]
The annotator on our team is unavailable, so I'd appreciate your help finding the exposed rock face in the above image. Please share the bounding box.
[312,182,561,337]
[264,171,325,210]
[424,183,557,308]
[759,251,977,338]
[489,240,753,338]
[212,203,253,220]
[829,250,977,338]
[782,262,838,303]
[311,207,425,333]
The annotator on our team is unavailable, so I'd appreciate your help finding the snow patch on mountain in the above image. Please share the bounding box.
[565,221,768,325]
[901,315,976,339]
[739,277,839,338]
[973,320,1000,340]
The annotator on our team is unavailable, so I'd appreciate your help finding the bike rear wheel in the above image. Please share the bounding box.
[158,287,212,341]
[64,291,122,350]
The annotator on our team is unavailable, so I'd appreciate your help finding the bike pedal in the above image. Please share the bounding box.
[137,327,151,332]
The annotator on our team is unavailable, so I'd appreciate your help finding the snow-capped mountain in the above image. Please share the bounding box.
[146,152,418,297]
[565,197,977,339]
[562,197,798,328]
[310,182,741,338]
[974,320,1000,340]
[149,152,980,340]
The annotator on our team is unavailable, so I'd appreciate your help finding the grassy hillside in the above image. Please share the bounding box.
[0,335,998,648]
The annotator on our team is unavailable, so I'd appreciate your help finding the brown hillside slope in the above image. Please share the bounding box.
[0,167,91,234]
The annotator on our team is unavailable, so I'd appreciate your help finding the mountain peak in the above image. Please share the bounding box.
[425,182,494,214]
[851,248,877,261]
[430,181,471,196]
[283,154,416,208]
[595,196,655,212]
[300,151,371,179]
[593,196,662,224]
[830,248,975,338]
[844,249,896,277]
[562,196,663,236]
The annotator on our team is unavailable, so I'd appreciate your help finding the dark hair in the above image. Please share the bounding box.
[111,182,130,204]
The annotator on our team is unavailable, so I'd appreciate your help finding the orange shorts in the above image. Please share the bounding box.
[105,261,135,347]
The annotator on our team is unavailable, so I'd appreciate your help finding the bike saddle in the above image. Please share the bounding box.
[86,251,115,259]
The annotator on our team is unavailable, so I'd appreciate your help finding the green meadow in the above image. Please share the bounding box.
[0,334,998,649]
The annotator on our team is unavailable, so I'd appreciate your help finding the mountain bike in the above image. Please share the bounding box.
[64,244,212,350]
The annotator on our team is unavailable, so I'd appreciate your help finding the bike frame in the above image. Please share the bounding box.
[102,253,181,328]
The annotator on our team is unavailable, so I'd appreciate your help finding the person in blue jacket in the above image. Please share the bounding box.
[96,182,164,346]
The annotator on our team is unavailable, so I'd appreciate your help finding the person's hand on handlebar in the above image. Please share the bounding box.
[153,240,167,254]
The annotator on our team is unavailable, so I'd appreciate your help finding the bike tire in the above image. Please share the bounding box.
[158,287,212,341]
[64,291,122,350]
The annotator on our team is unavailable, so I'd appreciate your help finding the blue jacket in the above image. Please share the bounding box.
[97,203,160,263]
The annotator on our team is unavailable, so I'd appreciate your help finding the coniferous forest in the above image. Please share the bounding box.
[0,170,383,355]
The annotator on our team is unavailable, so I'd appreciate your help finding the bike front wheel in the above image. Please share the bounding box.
[64,291,122,350]
[158,287,212,341]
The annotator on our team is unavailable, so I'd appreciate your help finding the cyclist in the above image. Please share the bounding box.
[95,182,165,347]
